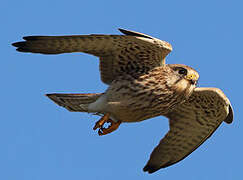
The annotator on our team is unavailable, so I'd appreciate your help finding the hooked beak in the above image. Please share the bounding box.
[185,74,198,85]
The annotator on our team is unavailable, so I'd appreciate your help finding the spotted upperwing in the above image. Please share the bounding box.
[12,29,172,84]
[143,87,233,173]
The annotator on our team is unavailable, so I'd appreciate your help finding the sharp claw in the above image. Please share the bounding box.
[97,127,112,136]
[93,113,110,130]
[98,121,121,136]
[93,113,121,136]
[98,128,104,136]
[93,121,101,130]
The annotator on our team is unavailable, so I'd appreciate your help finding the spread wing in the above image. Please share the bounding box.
[12,28,172,84]
[143,87,233,173]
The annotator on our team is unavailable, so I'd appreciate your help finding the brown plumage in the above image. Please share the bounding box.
[12,29,233,173]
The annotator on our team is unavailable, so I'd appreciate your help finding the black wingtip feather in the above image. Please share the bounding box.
[23,36,34,40]
[118,28,153,39]
[143,160,175,173]
[11,41,31,52]
[12,41,32,52]
[12,41,25,47]
[143,165,159,174]
[23,36,44,41]
[15,48,29,53]
[224,105,233,124]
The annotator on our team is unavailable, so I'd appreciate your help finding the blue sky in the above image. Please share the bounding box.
[2,0,242,179]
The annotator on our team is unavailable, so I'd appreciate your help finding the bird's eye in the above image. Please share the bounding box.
[178,68,187,75]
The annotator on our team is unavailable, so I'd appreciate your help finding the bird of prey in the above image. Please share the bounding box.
[12,29,233,173]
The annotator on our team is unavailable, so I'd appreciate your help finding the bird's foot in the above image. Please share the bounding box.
[93,113,121,136]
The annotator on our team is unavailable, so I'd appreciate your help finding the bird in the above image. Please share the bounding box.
[12,28,233,173]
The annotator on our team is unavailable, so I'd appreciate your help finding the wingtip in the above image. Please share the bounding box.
[117,28,129,34]
[118,28,127,34]
[45,94,52,98]
[224,105,233,124]
[23,36,35,40]
[143,159,175,173]
[12,35,34,47]
[11,36,47,49]
[118,28,153,39]
[143,164,159,174]
[12,41,31,53]
[118,28,123,32]
[23,36,44,41]
[12,41,24,47]
[12,42,17,47]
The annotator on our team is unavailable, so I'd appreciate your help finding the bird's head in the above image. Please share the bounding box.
[168,64,199,85]
[167,64,199,97]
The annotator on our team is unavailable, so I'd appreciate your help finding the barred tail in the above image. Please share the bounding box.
[46,93,103,112]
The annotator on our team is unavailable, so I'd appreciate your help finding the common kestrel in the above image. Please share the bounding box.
[12,29,233,173]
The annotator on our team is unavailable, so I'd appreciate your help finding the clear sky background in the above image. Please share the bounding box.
[2,0,242,179]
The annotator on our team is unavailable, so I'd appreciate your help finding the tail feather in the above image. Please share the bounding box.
[46,93,103,112]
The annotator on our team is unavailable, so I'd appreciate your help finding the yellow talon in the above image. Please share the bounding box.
[93,113,121,136]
